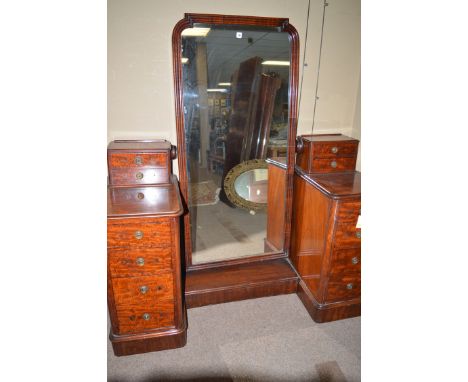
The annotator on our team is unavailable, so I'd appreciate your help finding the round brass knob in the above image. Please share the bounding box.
[330,161,337,168]
[142,313,151,321]
[135,257,145,266]
[331,146,338,154]
[136,172,144,180]
[139,285,149,294]
[134,230,143,240]
[351,257,359,265]
[135,156,143,165]
[356,231,361,239]
[137,192,145,200]
[346,283,353,290]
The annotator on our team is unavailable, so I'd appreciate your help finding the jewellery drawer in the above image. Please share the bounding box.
[108,247,172,278]
[309,157,357,173]
[114,301,176,334]
[109,152,168,168]
[334,223,361,248]
[107,219,171,248]
[111,273,175,306]
[325,272,361,302]
[336,200,360,223]
[312,141,359,158]
[329,248,361,275]
[109,167,170,186]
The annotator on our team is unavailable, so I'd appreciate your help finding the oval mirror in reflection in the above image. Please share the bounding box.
[234,168,268,204]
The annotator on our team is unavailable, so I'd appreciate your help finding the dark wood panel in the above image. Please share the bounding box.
[311,141,359,158]
[109,167,170,186]
[266,162,286,251]
[108,246,172,277]
[309,157,357,173]
[336,200,361,222]
[107,219,171,248]
[109,153,168,168]
[185,258,298,308]
[325,272,361,303]
[333,223,361,248]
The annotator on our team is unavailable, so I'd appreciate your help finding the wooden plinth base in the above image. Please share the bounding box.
[297,280,360,323]
[185,258,299,308]
[110,313,187,356]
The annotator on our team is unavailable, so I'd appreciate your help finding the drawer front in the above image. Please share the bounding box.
[330,248,361,275]
[310,157,357,173]
[325,272,361,302]
[108,219,171,248]
[108,246,172,278]
[311,141,358,158]
[115,300,176,334]
[109,167,170,186]
[112,273,175,306]
[334,223,361,248]
[109,152,167,168]
[336,200,361,223]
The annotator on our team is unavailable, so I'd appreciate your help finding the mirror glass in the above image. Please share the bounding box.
[181,24,290,264]
[234,168,268,203]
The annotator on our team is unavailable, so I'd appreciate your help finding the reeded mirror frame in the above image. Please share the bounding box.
[172,13,299,270]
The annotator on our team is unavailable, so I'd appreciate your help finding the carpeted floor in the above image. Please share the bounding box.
[108,294,361,381]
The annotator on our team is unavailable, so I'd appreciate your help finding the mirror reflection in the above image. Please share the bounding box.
[182,24,290,264]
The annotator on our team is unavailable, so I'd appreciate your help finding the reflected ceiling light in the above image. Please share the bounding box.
[181,27,211,37]
[218,82,231,86]
[207,88,228,93]
[181,57,189,64]
[261,60,290,66]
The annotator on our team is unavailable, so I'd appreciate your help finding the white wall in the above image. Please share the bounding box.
[108,0,361,173]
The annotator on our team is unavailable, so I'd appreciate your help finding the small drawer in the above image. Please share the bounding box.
[312,141,359,158]
[107,219,171,248]
[111,273,175,307]
[115,301,176,334]
[325,272,361,302]
[108,247,172,278]
[330,248,361,275]
[109,167,170,186]
[109,153,168,168]
[334,223,361,248]
[310,157,357,173]
[336,200,361,223]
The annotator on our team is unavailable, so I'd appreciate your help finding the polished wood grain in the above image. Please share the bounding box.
[291,169,361,322]
[265,160,287,252]
[109,168,170,187]
[109,152,167,168]
[185,258,298,308]
[108,247,172,278]
[296,134,359,174]
[172,13,299,273]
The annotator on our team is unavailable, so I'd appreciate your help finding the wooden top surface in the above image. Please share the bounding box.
[107,139,171,151]
[266,157,287,169]
[300,134,359,143]
[107,175,183,218]
[295,167,361,199]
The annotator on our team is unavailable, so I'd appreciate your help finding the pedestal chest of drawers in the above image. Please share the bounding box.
[291,167,361,322]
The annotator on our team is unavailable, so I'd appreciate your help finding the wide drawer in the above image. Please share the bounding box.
[310,157,357,173]
[334,223,361,248]
[325,272,361,302]
[109,167,170,186]
[336,200,361,223]
[329,248,361,276]
[312,141,359,158]
[108,246,172,278]
[107,219,171,248]
[109,152,168,168]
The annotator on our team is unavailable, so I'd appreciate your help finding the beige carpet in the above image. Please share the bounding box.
[108,294,361,381]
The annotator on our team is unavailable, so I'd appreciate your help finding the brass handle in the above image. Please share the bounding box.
[356,231,361,239]
[139,285,149,294]
[351,257,359,265]
[330,160,337,168]
[331,146,338,154]
[142,313,151,321]
[135,156,143,165]
[135,257,145,266]
[346,283,353,290]
[134,230,143,240]
[137,192,145,200]
[136,172,144,180]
